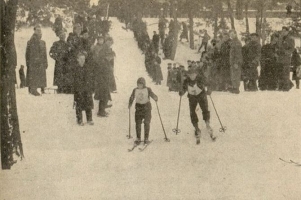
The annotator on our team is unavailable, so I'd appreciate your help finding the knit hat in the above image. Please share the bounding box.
[137,77,146,87]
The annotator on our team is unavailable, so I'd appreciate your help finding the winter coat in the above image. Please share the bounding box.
[258,43,278,90]
[243,40,261,80]
[291,49,301,80]
[219,39,231,81]
[49,40,69,87]
[91,44,111,102]
[230,37,243,88]
[73,62,94,110]
[167,69,172,88]
[25,34,48,88]
[154,56,163,82]
[277,35,295,66]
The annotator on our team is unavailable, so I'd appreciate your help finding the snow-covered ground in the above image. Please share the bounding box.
[1,18,301,200]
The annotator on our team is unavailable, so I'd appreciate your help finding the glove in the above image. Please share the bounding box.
[179,90,185,96]
[154,97,158,102]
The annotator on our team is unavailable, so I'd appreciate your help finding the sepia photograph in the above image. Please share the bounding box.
[1,0,301,199]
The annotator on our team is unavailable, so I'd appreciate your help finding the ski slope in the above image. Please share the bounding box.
[0,18,301,200]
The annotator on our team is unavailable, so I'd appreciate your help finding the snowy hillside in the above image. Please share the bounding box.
[0,18,301,200]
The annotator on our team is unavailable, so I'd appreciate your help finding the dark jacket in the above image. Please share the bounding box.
[25,34,48,88]
[49,40,69,87]
[73,62,94,110]
[91,44,111,102]
[182,74,207,98]
[277,35,295,65]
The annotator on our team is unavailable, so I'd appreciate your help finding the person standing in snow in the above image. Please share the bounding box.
[258,33,279,91]
[66,23,83,94]
[180,22,189,42]
[243,33,261,91]
[179,67,215,140]
[92,36,112,117]
[154,52,163,85]
[291,48,301,89]
[198,29,211,53]
[218,32,231,91]
[129,77,158,145]
[49,30,69,93]
[229,30,243,94]
[73,52,94,126]
[25,25,48,96]
[152,31,160,53]
[158,17,166,46]
[276,26,295,91]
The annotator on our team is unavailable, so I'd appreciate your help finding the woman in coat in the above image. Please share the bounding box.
[92,36,112,117]
[49,30,69,93]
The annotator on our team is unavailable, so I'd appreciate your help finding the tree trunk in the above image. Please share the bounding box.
[188,9,194,49]
[227,0,235,30]
[245,1,249,35]
[170,0,178,60]
[236,0,244,20]
[1,0,24,170]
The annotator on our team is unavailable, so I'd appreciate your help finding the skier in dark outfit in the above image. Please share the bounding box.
[179,67,215,140]
[73,52,94,126]
[129,77,158,145]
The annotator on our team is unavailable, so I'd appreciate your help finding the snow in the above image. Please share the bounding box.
[1,18,301,199]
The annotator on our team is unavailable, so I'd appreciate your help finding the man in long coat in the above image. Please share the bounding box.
[218,32,231,91]
[49,30,69,93]
[243,33,261,91]
[277,26,295,91]
[66,23,83,93]
[258,33,279,90]
[229,30,243,94]
[26,25,48,96]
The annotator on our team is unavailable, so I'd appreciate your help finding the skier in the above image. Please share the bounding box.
[73,52,94,126]
[179,67,215,140]
[128,77,158,145]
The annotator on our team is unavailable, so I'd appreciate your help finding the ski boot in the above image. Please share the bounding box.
[206,121,216,141]
[134,138,141,145]
[87,120,94,125]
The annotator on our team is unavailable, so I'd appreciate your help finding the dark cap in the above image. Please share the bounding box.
[282,26,289,31]
[137,77,146,86]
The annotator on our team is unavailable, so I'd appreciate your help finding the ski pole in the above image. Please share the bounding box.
[127,108,133,139]
[209,95,226,133]
[172,96,182,134]
[155,102,170,142]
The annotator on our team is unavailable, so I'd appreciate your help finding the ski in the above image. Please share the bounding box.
[138,140,153,151]
[290,160,301,166]
[128,143,139,152]
[279,158,301,166]
[207,128,216,142]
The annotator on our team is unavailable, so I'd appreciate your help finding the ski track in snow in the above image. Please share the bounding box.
[0,18,301,200]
